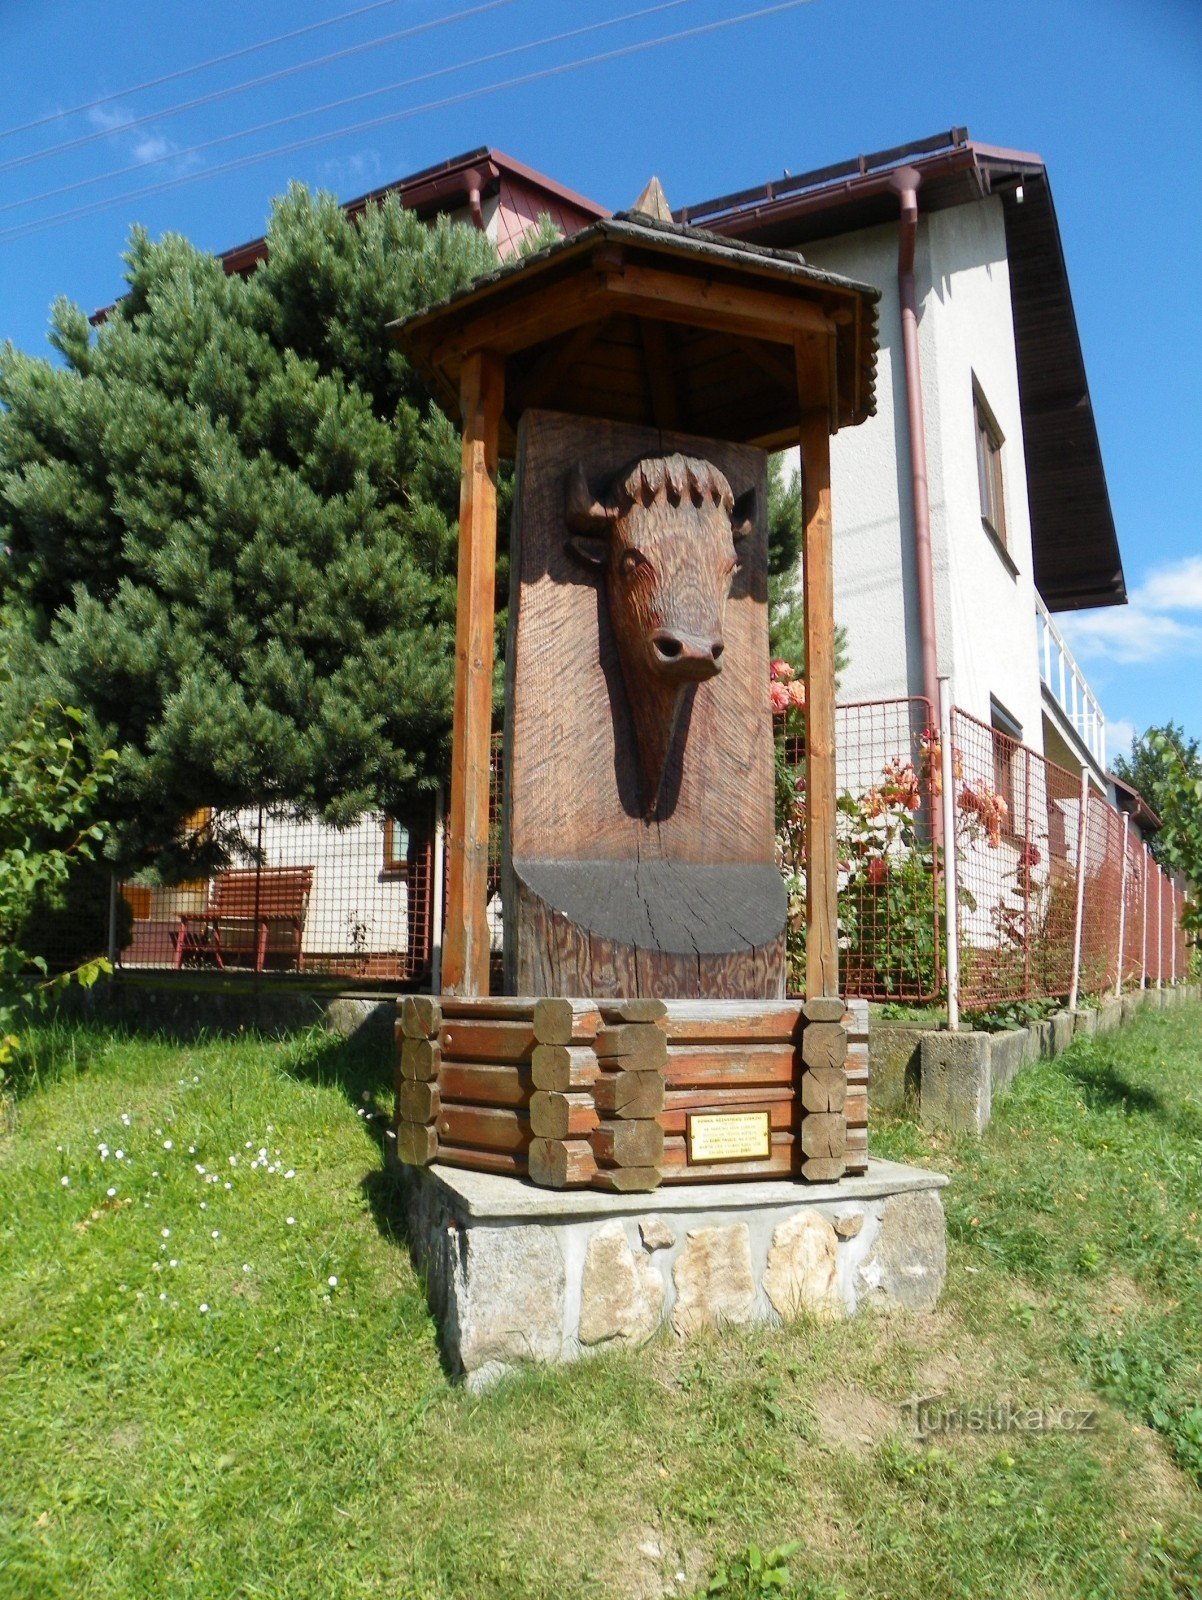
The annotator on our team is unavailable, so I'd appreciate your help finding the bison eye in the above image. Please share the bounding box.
[620,549,649,579]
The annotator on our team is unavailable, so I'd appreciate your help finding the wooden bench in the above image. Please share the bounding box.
[173,866,314,972]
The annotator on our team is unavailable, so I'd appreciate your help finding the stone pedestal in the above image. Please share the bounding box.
[400,1158,948,1388]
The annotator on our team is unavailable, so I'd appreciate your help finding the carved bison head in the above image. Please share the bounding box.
[566,453,755,817]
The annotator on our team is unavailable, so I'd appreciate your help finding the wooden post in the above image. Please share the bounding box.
[443,349,504,996]
[798,402,838,1001]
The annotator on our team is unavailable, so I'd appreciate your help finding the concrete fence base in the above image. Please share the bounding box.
[894,983,1200,1136]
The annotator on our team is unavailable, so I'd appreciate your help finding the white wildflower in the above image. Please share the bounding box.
[60,1175,70,1187]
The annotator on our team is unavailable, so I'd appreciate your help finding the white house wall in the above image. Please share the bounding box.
[784,222,923,709]
[230,810,409,958]
[787,200,1044,752]
[921,199,1044,745]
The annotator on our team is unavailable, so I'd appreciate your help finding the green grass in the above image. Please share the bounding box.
[2,1006,1201,1599]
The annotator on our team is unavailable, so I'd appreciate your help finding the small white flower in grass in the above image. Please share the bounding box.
[155,1128,162,1136]
[163,1140,173,1150]
[199,1303,209,1314]
[161,1228,170,1237]
[121,1113,130,1126]
[107,1187,117,1197]
[224,1182,232,1191]
[242,1264,251,1273]
[195,1164,206,1175]
[328,1275,338,1288]
[245,1141,252,1150]
[188,1145,196,1155]
[169,1259,178,1268]
[115,1150,124,1161]
[228,1155,237,1166]
[200,1202,207,1211]
[284,1170,295,1179]
[211,1230,220,1240]
[286,1216,296,1226]
[160,1292,167,1301]
[60,1175,70,1187]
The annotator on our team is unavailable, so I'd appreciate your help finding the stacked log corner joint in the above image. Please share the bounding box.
[395,993,866,1189]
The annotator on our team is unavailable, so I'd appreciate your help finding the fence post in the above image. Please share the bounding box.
[1140,842,1149,989]
[107,874,119,969]
[1115,812,1129,998]
[1068,769,1090,1013]
[1170,882,1177,987]
[939,678,960,1031]
[431,785,445,995]
[1157,866,1164,989]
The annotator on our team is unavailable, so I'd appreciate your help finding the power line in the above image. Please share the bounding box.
[0,0,520,178]
[0,0,817,246]
[0,0,408,143]
[0,0,701,220]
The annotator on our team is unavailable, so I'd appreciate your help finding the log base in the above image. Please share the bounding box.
[395,994,871,1189]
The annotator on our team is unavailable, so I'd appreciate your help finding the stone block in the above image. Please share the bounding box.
[640,1216,675,1252]
[1020,1024,1040,1066]
[1036,1019,1055,1059]
[446,1224,566,1385]
[855,1189,947,1314]
[1097,996,1122,1034]
[919,1032,992,1134]
[579,1221,664,1347]
[1073,1008,1098,1038]
[672,1224,756,1336]
[1121,994,1139,1026]
[988,1029,1025,1096]
[868,1025,924,1114]
[1050,1012,1074,1054]
[762,1211,841,1322]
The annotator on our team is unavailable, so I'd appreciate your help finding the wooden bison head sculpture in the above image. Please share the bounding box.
[566,452,755,817]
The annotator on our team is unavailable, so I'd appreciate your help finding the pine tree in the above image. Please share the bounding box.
[0,188,498,869]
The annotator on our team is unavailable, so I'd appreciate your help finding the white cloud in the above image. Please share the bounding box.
[1062,551,1202,666]
[87,104,133,133]
[1136,554,1202,613]
[1061,605,1202,666]
[132,134,172,164]
[1106,718,1136,764]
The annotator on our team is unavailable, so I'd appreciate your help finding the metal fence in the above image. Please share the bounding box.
[27,699,1191,1010]
[778,696,943,1003]
[113,803,439,984]
[949,706,1188,1011]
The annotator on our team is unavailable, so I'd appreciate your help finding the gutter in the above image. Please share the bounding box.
[890,166,941,734]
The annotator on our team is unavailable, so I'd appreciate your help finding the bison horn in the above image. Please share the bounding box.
[565,460,618,533]
[731,485,756,542]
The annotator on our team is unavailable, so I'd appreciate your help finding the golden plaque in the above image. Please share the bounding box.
[686,1110,772,1165]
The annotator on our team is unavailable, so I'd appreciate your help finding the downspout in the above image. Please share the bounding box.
[891,167,941,728]
[464,168,486,233]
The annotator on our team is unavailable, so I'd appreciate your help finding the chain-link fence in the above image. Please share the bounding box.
[26,700,1192,1008]
[777,697,943,1003]
[113,804,437,984]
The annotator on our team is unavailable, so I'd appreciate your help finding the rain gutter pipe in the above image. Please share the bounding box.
[891,166,941,736]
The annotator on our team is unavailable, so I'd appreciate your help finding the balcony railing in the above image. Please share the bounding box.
[1036,591,1107,771]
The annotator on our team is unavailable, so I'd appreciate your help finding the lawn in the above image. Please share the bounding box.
[1,1002,1200,1600]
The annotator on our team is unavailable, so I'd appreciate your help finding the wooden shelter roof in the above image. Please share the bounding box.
[388,211,879,455]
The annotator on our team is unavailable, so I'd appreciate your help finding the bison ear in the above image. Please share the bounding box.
[565,459,617,533]
[731,485,757,541]
[567,534,608,569]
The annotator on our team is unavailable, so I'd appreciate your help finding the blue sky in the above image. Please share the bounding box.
[2,0,1199,760]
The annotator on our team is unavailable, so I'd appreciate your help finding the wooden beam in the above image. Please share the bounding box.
[442,348,504,996]
[798,398,838,1001]
[597,262,835,346]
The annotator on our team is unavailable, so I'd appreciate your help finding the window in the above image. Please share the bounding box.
[973,379,1007,548]
[990,697,1022,836]
[382,815,410,877]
